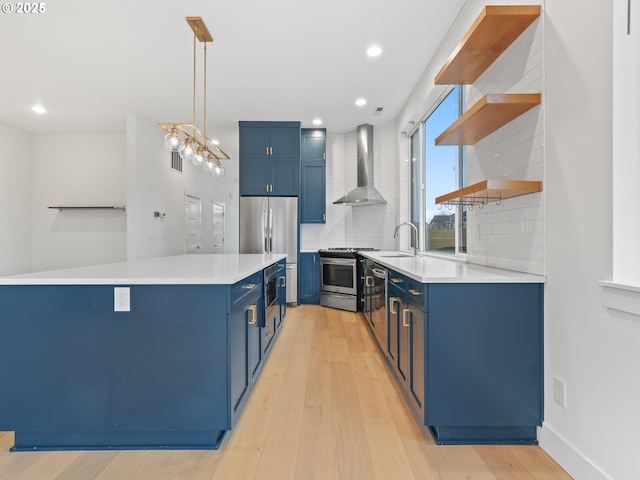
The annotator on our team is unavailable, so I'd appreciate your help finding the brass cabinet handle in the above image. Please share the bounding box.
[242,283,257,290]
[408,289,422,296]
[390,297,399,314]
[365,276,374,287]
[266,331,275,338]
[390,278,403,284]
[402,309,410,327]
[248,305,257,325]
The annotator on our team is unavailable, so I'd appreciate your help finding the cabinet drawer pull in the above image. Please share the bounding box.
[242,283,257,290]
[390,297,400,314]
[408,289,422,296]
[248,305,257,325]
[402,309,410,327]
[266,331,275,338]
[390,277,403,284]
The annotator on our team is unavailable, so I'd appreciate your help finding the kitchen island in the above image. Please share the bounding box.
[0,254,286,451]
[359,252,545,445]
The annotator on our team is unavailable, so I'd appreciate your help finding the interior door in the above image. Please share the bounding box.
[184,194,201,254]
[212,202,225,253]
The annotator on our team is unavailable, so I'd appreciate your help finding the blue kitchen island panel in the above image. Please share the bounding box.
[0,284,230,450]
[425,283,543,445]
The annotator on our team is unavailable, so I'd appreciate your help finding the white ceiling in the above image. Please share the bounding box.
[0,0,466,146]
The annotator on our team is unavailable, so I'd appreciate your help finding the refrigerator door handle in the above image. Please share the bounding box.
[268,208,273,253]
[263,208,269,253]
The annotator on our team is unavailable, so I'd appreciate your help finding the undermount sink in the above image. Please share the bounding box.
[379,252,414,258]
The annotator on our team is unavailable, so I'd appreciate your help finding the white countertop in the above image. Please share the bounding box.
[0,254,287,286]
[360,251,545,283]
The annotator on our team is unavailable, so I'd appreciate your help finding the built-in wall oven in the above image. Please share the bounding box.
[319,248,378,312]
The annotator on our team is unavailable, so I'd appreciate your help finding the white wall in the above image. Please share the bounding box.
[0,123,32,275]
[542,1,640,479]
[31,133,127,272]
[126,114,237,260]
[300,122,398,251]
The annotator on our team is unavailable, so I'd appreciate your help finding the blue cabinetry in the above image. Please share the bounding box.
[0,262,286,451]
[230,273,263,423]
[382,268,543,445]
[388,272,424,417]
[299,252,320,304]
[300,128,326,223]
[239,121,300,196]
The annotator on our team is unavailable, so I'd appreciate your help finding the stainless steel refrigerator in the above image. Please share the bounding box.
[239,197,298,303]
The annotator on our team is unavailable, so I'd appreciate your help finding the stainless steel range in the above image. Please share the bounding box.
[318,248,378,312]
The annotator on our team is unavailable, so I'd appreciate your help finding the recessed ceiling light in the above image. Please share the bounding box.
[312,118,323,126]
[32,105,46,114]
[355,98,367,107]
[366,45,382,57]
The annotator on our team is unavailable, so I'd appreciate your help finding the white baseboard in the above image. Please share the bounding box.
[538,425,611,480]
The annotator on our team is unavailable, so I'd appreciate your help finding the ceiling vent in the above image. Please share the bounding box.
[171,151,183,173]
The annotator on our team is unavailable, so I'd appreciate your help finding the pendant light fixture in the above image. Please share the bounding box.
[158,17,229,176]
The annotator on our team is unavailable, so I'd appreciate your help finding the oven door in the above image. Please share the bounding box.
[320,257,357,295]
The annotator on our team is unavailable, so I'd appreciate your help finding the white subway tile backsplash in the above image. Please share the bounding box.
[464,11,545,275]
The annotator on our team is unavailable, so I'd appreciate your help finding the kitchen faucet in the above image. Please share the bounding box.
[394,222,418,256]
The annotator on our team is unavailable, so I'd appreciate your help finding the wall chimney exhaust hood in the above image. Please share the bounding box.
[334,124,387,206]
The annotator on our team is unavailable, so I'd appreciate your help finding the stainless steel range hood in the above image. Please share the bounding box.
[334,124,387,206]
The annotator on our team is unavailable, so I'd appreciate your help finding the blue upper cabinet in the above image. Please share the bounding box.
[300,128,326,223]
[239,121,300,196]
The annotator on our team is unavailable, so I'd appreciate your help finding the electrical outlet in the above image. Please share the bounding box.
[553,376,567,408]
[114,287,130,312]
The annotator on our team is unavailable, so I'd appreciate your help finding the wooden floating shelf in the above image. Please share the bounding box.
[434,5,541,85]
[435,179,542,206]
[48,205,126,211]
[435,93,540,146]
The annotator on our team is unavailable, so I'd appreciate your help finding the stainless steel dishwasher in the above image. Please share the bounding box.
[364,261,387,352]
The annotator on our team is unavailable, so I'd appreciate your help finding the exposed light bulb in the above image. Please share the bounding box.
[164,129,185,152]
[214,161,225,177]
[181,139,195,163]
[193,147,205,166]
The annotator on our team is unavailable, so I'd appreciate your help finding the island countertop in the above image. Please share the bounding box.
[0,254,287,286]
[360,251,545,283]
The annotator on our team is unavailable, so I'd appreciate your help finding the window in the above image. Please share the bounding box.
[410,85,466,255]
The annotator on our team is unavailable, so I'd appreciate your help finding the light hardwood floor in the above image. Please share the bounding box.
[0,305,571,479]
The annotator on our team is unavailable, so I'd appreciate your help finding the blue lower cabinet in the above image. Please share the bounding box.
[299,253,320,304]
[384,270,543,445]
[0,265,285,451]
[424,282,543,445]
